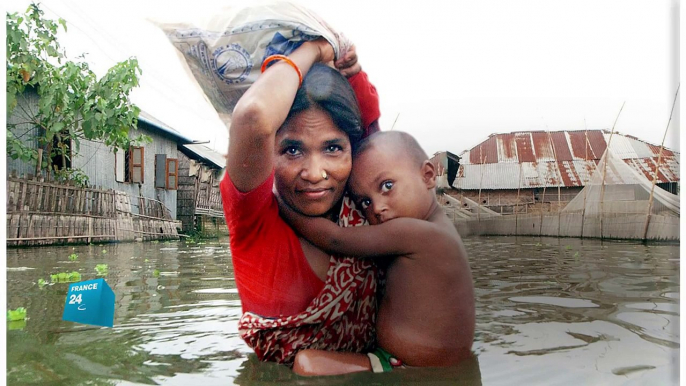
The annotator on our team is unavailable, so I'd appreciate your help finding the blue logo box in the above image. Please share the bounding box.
[62,278,115,328]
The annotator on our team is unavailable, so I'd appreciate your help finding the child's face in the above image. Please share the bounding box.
[349,144,435,225]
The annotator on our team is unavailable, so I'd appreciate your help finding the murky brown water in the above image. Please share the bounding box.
[6,236,679,385]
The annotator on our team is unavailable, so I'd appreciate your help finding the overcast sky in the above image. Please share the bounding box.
[4,0,680,157]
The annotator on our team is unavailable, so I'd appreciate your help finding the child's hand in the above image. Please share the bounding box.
[335,44,361,78]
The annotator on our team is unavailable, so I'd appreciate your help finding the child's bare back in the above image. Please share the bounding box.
[376,207,474,366]
[279,131,475,374]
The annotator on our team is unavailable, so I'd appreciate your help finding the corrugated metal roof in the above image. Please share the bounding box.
[138,110,194,144]
[604,133,639,159]
[587,131,607,159]
[551,132,573,161]
[182,143,226,169]
[498,133,518,163]
[531,132,556,161]
[624,136,654,158]
[469,135,498,164]
[516,132,536,162]
[455,130,679,189]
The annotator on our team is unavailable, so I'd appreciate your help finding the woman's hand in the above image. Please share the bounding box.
[308,38,336,65]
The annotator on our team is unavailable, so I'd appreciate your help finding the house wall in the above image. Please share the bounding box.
[7,89,179,219]
[176,152,226,234]
[445,187,583,214]
[7,89,42,177]
[451,213,679,241]
[177,152,197,232]
[72,123,178,219]
[430,152,450,189]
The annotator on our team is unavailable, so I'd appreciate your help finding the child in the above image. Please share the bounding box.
[278,131,475,375]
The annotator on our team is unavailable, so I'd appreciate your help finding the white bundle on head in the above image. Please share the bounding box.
[157,1,351,127]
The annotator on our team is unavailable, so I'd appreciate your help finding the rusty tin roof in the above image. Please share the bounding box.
[455,130,679,189]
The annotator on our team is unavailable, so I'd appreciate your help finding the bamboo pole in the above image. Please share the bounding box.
[539,161,551,236]
[88,217,93,244]
[545,131,563,237]
[477,149,485,222]
[113,193,119,240]
[36,148,43,175]
[580,125,591,238]
[6,234,115,241]
[516,162,522,234]
[643,85,679,240]
[390,113,401,131]
[599,102,625,239]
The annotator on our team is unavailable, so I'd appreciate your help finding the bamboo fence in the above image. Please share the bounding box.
[7,175,180,246]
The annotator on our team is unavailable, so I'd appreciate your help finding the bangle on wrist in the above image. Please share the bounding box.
[261,55,303,87]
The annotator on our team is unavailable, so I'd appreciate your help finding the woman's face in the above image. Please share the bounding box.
[274,107,352,217]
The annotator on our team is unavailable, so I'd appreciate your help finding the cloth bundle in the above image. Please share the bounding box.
[159,1,351,121]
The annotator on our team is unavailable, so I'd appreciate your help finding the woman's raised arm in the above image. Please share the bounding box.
[226,40,335,192]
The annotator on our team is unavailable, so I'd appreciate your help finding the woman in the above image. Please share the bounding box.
[220,38,381,366]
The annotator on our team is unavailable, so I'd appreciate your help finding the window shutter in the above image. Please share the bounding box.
[115,149,125,182]
[155,154,167,188]
[132,147,144,183]
[166,158,178,190]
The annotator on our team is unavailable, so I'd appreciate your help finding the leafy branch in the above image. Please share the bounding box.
[6,3,151,183]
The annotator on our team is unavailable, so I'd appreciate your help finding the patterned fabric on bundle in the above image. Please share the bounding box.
[237,195,378,367]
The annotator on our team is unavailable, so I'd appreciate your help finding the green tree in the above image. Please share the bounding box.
[6,3,150,186]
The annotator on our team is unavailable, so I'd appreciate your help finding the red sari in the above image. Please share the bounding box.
[237,196,378,366]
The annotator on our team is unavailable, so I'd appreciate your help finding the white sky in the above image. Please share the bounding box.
[3,0,681,157]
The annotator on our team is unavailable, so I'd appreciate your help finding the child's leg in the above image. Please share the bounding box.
[293,349,372,376]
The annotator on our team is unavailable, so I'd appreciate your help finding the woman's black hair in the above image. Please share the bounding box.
[286,63,363,147]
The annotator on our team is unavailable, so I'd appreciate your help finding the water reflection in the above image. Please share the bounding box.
[6,236,679,385]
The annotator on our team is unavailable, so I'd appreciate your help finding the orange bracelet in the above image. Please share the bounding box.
[261,54,303,87]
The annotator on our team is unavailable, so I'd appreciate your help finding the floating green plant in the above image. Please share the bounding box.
[153,269,160,278]
[535,242,543,247]
[68,253,78,261]
[151,240,159,244]
[144,259,149,263]
[102,249,107,254]
[564,245,572,250]
[50,271,81,283]
[37,278,48,288]
[574,252,580,258]
[95,264,109,276]
[8,320,26,330]
[7,307,27,322]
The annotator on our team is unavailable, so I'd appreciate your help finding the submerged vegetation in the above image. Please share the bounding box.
[7,307,27,322]
[95,264,108,276]
[50,271,81,283]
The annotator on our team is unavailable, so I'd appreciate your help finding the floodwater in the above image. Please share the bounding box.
[6,236,679,385]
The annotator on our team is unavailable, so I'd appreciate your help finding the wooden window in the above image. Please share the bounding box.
[126,146,144,183]
[166,158,178,190]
